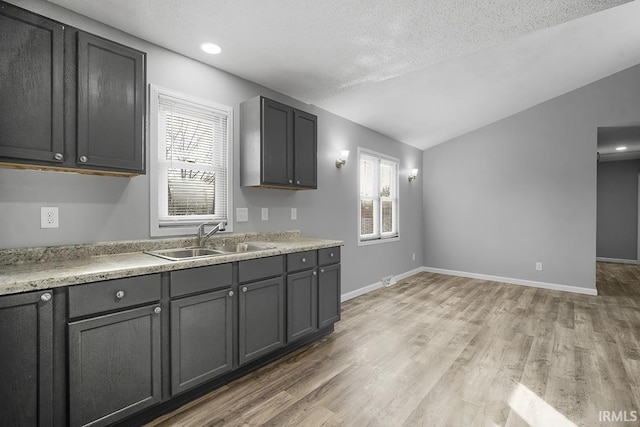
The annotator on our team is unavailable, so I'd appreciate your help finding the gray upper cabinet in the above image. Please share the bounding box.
[0,290,54,427]
[76,31,145,173]
[240,96,317,189]
[0,2,64,165]
[0,2,146,175]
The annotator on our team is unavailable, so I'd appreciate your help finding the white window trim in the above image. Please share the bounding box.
[357,147,400,246]
[149,84,233,237]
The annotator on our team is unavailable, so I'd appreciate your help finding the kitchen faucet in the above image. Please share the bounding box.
[196,220,226,247]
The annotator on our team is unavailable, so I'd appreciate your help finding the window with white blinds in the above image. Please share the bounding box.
[149,85,232,235]
[358,148,399,244]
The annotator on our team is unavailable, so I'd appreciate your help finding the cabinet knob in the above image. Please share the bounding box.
[301,257,306,263]
[296,180,300,185]
[313,271,317,276]
[41,292,52,302]
[53,153,63,161]
[320,268,325,274]
[115,290,125,299]
[288,179,293,184]
[228,290,234,297]
[79,155,88,163]
[330,253,334,258]
[242,286,248,293]
[154,307,161,314]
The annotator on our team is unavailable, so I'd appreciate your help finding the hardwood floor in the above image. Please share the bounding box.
[148,264,640,426]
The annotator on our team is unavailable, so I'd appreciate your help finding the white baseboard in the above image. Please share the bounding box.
[596,257,638,265]
[422,267,598,296]
[340,267,425,302]
[341,266,599,302]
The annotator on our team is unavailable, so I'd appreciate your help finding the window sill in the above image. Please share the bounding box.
[358,235,399,247]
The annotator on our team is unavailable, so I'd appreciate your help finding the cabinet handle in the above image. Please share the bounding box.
[320,268,325,274]
[296,180,301,185]
[242,286,248,293]
[301,257,306,263]
[41,292,52,302]
[115,290,125,299]
[154,307,161,314]
[288,179,293,184]
[313,271,317,276]
[79,155,88,163]
[228,290,234,297]
[53,153,63,161]
[330,253,334,258]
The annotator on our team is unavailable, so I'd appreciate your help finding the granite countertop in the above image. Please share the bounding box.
[0,231,343,296]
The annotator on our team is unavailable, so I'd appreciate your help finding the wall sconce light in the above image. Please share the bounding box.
[408,168,419,182]
[336,150,350,168]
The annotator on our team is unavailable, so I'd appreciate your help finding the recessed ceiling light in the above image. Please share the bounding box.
[616,146,628,151]
[201,43,222,55]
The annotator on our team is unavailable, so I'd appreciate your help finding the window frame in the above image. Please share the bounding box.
[357,147,400,246]
[149,84,233,237]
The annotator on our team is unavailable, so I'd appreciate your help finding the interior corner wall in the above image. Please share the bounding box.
[422,63,640,292]
[596,159,640,261]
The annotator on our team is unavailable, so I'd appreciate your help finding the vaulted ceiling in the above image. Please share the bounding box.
[46,0,640,150]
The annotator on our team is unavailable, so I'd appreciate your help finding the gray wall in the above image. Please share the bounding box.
[423,64,640,291]
[596,160,640,261]
[0,0,424,295]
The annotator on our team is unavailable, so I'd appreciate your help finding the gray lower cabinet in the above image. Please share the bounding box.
[0,290,54,427]
[238,277,285,365]
[170,288,234,395]
[68,304,162,427]
[318,263,341,328]
[286,269,318,342]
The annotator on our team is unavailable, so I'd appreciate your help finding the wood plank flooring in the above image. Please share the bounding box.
[147,263,640,426]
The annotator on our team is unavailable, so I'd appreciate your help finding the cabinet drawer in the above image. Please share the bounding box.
[68,274,161,318]
[287,250,317,272]
[170,264,232,298]
[318,247,340,266]
[239,256,283,283]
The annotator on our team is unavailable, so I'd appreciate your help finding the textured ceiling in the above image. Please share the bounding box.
[45,0,640,150]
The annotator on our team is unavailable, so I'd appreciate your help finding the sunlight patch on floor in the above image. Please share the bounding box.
[508,383,576,427]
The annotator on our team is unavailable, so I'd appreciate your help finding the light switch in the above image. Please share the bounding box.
[236,208,248,222]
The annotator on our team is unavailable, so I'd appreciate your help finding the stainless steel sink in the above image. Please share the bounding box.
[209,243,275,253]
[145,247,224,261]
[145,243,275,261]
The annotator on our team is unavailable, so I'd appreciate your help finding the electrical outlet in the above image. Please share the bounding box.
[536,262,543,271]
[41,207,59,229]
[291,208,297,220]
[261,208,268,221]
[412,253,416,261]
[236,208,248,222]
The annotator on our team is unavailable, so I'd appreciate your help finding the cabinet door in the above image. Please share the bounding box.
[238,277,284,365]
[293,109,317,188]
[170,289,233,395]
[0,291,53,427]
[76,31,145,173]
[0,4,64,164]
[318,264,341,328]
[261,98,293,186]
[68,304,161,427]
[287,269,318,342]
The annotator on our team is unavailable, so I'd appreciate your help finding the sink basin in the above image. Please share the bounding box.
[145,243,275,261]
[209,243,275,253]
[145,247,224,261]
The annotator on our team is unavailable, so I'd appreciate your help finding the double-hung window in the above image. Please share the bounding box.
[149,85,232,236]
[358,148,399,244]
